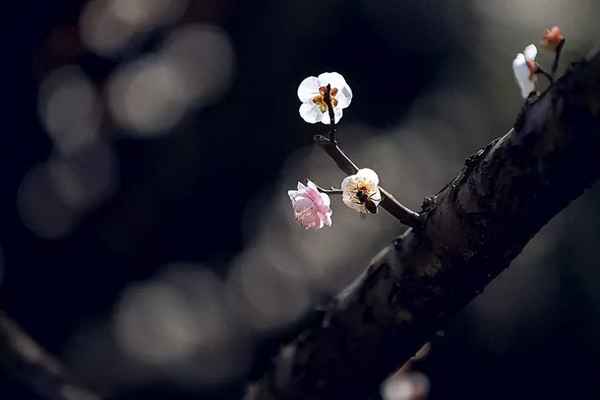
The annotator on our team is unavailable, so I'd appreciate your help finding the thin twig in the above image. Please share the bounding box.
[313,134,359,175]
[313,134,421,228]
[314,184,343,195]
[393,343,432,376]
[318,85,421,227]
[323,84,337,143]
[379,188,422,227]
[536,65,554,84]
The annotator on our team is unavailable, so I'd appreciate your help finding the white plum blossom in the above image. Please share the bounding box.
[381,372,430,400]
[512,44,538,98]
[288,180,332,230]
[341,168,382,214]
[297,72,352,124]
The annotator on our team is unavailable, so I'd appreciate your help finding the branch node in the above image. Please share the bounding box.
[313,134,330,145]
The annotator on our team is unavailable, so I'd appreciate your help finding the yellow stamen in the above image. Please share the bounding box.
[311,85,339,114]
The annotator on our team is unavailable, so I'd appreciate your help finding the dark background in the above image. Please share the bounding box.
[3,1,600,399]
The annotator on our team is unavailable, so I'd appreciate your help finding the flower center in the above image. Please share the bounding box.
[312,86,338,113]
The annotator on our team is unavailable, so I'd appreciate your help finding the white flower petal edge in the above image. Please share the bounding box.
[297,76,320,103]
[356,168,379,185]
[321,107,343,125]
[318,72,353,108]
[512,54,533,99]
[299,103,322,124]
[317,72,347,89]
[523,44,537,61]
[512,44,537,99]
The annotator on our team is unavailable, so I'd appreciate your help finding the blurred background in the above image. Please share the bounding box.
[3,1,600,399]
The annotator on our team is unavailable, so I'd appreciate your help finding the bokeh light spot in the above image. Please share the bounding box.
[38,66,101,155]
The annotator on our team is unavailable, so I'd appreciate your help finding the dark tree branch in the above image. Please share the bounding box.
[0,311,102,400]
[314,184,343,195]
[394,342,432,376]
[248,46,600,399]
[379,188,422,228]
[552,38,566,76]
[313,134,359,175]
[535,65,554,85]
[319,84,422,227]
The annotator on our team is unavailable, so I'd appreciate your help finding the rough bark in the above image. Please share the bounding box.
[248,46,600,399]
[0,312,102,400]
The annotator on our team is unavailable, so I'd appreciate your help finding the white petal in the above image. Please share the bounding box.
[288,190,298,201]
[523,44,537,61]
[370,188,382,204]
[342,174,364,213]
[299,103,322,124]
[320,106,343,124]
[306,180,318,191]
[318,72,346,90]
[341,174,356,193]
[512,53,534,98]
[335,85,352,109]
[342,192,356,208]
[322,212,332,227]
[297,76,320,102]
[320,192,331,207]
[297,181,306,191]
[318,72,352,108]
[342,193,366,214]
[356,168,379,185]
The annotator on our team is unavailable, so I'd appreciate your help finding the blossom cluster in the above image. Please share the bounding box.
[289,72,382,230]
[288,168,381,230]
[290,26,565,230]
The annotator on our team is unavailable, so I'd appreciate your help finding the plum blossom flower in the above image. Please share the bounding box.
[288,180,332,229]
[297,72,352,124]
[341,168,382,214]
[542,26,565,50]
[512,44,538,98]
[381,372,430,400]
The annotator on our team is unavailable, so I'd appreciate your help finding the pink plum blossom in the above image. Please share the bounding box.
[288,180,332,230]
